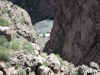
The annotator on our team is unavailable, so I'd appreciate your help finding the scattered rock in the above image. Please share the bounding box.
[37,65,50,75]
[46,53,60,73]
[78,65,98,75]
[90,62,100,70]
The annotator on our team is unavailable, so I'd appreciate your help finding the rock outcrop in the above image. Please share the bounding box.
[0,0,37,42]
[44,0,100,66]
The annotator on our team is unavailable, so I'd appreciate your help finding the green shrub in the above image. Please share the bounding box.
[56,54,61,59]
[0,46,9,61]
[29,72,36,75]
[0,35,7,44]
[23,41,33,52]
[0,35,10,48]
[56,54,63,64]
[0,17,8,26]
[43,62,48,67]
[10,39,21,51]
[1,8,8,14]
[3,41,10,48]
[40,52,47,58]
[42,33,46,38]
[15,64,20,69]
[18,69,26,75]
[70,71,80,75]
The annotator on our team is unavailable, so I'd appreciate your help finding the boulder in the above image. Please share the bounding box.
[46,53,60,73]
[89,62,100,70]
[37,65,50,75]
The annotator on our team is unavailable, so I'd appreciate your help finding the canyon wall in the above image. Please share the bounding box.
[44,0,100,66]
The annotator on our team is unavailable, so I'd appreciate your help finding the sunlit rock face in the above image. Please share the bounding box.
[44,0,100,66]
[0,0,37,42]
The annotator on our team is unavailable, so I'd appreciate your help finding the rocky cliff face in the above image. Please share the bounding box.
[0,0,37,42]
[44,0,100,66]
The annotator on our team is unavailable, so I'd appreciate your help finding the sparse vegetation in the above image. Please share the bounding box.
[3,41,10,48]
[70,71,80,75]
[15,16,25,24]
[1,8,8,14]
[29,72,36,75]
[0,17,9,26]
[43,62,48,67]
[23,41,33,52]
[56,54,63,64]
[18,69,26,75]
[10,39,22,51]
[56,54,61,59]
[40,52,47,58]
[15,64,20,69]
[42,33,46,38]
[0,46,9,61]
[0,35,10,48]
[0,35,7,44]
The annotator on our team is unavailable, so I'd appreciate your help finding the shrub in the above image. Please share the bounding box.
[0,46,9,61]
[56,54,63,64]
[15,64,20,69]
[29,72,36,75]
[0,35,7,45]
[0,35,10,48]
[40,52,47,58]
[18,69,26,75]
[56,54,61,59]
[0,17,8,26]
[42,33,46,38]
[10,39,22,51]
[3,41,10,48]
[70,71,80,75]
[23,41,33,52]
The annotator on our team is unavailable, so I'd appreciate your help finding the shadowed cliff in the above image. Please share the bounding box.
[8,0,56,24]
[44,0,100,66]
